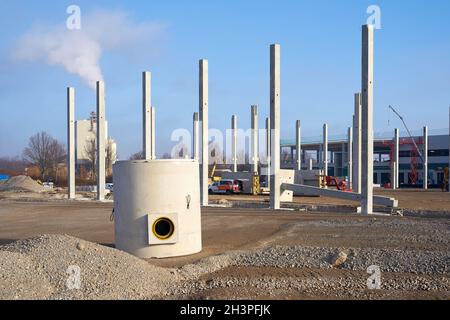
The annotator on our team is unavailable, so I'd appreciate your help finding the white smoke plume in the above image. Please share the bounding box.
[14,10,166,89]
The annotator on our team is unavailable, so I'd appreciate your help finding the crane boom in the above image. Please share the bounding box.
[388,105,424,163]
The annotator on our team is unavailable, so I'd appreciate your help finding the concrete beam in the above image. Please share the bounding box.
[361,24,374,215]
[281,183,398,208]
[266,117,271,187]
[199,59,209,206]
[296,120,301,171]
[270,44,281,210]
[231,115,238,172]
[423,126,428,190]
[67,87,75,200]
[347,126,353,189]
[96,81,106,201]
[352,93,362,193]
[143,71,151,160]
[193,112,199,161]
[251,105,259,174]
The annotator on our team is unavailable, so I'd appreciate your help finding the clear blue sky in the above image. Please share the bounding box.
[1,0,449,159]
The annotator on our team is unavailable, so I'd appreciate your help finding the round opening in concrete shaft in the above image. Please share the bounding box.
[152,218,175,240]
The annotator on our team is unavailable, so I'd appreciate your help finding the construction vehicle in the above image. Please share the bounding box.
[208,162,221,185]
[321,175,352,192]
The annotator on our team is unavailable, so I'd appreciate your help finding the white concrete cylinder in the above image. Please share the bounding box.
[113,159,202,258]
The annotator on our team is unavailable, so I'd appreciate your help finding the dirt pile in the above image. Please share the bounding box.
[0,235,180,300]
[0,175,45,193]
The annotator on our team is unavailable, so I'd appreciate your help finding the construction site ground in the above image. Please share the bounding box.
[0,188,449,300]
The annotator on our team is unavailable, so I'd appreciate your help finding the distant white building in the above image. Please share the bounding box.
[75,112,117,170]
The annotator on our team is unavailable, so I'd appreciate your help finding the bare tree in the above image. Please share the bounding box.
[23,132,65,180]
[129,151,144,160]
[105,141,116,177]
[84,138,97,180]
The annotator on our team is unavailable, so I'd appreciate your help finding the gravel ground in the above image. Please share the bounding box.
[0,235,179,300]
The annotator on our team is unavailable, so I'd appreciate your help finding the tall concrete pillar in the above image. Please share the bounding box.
[361,24,374,215]
[67,87,75,200]
[296,120,302,171]
[193,112,199,161]
[392,161,397,190]
[423,126,428,190]
[251,105,259,174]
[352,93,362,193]
[348,127,353,189]
[151,107,156,160]
[269,44,281,210]
[266,117,271,188]
[96,81,106,201]
[394,128,400,189]
[143,71,152,160]
[232,115,238,172]
[323,124,328,184]
[199,59,209,206]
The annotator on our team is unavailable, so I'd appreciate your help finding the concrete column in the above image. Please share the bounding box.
[199,59,209,206]
[269,44,281,210]
[352,93,362,193]
[151,107,156,159]
[232,115,238,172]
[296,120,301,171]
[251,105,259,174]
[143,71,151,160]
[309,158,313,170]
[266,117,271,188]
[193,112,199,161]
[323,123,328,183]
[423,126,428,190]
[394,128,400,189]
[361,24,374,215]
[392,161,397,190]
[67,87,75,200]
[96,81,106,201]
[348,127,353,189]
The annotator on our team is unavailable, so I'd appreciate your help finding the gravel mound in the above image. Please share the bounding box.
[0,235,181,300]
[0,175,45,193]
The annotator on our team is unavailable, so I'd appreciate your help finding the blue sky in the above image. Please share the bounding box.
[1,0,449,159]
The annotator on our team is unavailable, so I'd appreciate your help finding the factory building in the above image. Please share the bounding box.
[281,130,449,188]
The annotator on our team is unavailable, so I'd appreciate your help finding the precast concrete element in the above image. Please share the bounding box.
[394,128,400,189]
[352,93,362,193]
[348,126,353,189]
[67,87,75,200]
[269,44,281,210]
[96,81,106,201]
[143,71,152,160]
[266,117,271,187]
[151,107,156,160]
[361,24,374,215]
[296,120,302,171]
[309,158,313,170]
[193,112,199,161]
[392,161,397,190]
[281,183,398,208]
[199,59,209,206]
[323,123,328,187]
[232,115,238,172]
[423,126,428,190]
[251,105,259,174]
[113,160,202,258]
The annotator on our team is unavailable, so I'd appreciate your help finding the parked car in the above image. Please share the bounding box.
[209,179,240,194]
